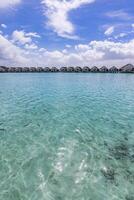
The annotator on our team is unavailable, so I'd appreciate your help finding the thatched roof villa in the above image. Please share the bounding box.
[44,67,50,72]
[74,66,82,72]
[36,67,44,72]
[8,67,16,72]
[67,67,75,72]
[60,67,67,72]
[51,67,59,72]
[109,66,119,73]
[0,67,4,72]
[120,64,134,73]
[0,66,8,72]
[90,66,99,72]
[82,66,90,72]
[0,64,134,73]
[14,67,23,72]
[29,67,37,72]
[22,67,30,72]
[99,66,108,73]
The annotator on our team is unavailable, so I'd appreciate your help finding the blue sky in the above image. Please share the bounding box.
[0,0,134,67]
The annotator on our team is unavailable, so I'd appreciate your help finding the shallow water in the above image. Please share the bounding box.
[0,73,134,200]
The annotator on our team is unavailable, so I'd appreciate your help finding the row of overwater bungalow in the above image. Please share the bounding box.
[0,64,134,73]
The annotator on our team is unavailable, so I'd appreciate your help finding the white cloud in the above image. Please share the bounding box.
[66,44,72,49]
[132,24,134,28]
[106,10,132,20]
[12,30,32,45]
[75,44,90,51]
[104,26,114,36]
[1,32,134,67]
[25,32,40,38]
[89,40,134,60]
[24,43,38,50]
[0,34,28,65]
[41,0,95,39]
[114,33,127,39]
[66,44,71,48]
[12,30,40,45]
[0,0,21,8]
[1,24,7,28]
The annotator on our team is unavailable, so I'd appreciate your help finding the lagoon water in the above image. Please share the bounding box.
[0,73,134,200]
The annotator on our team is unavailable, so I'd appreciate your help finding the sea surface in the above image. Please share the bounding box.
[0,73,134,200]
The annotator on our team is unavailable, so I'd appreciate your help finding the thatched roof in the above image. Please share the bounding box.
[60,67,67,72]
[51,67,59,72]
[82,66,90,72]
[36,67,44,72]
[74,66,82,72]
[109,66,118,73]
[67,67,75,72]
[0,67,5,72]
[22,67,30,72]
[90,66,99,72]
[100,66,108,72]
[1,65,134,73]
[120,64,134,73]
[14,67,22,72]
[0,66,8,72]
[8,67,16,72]
[29,67,37,72]
[44,67,50,72]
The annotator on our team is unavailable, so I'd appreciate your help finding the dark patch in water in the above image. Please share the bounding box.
[125,195,134,200]
[37,123,41,127]
[0,128,6,131]
[130,154,134,163]
[43,108,49,113]
[101,167,115,181]
[104,141,108,146]
[124,136,129,141]
[55,195,63,200]
[51,177,59,185]
[49,171,55,180]
[125,170,134,184]
[49,171,60,186]
[110,143,129,160]
[23,122,31,127]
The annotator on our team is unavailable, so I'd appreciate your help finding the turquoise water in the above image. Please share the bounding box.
[0,73,134,200]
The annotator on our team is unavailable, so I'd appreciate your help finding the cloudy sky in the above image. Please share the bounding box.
[0,0,134,67]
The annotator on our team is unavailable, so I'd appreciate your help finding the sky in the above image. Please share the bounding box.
[0,0,134,67]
